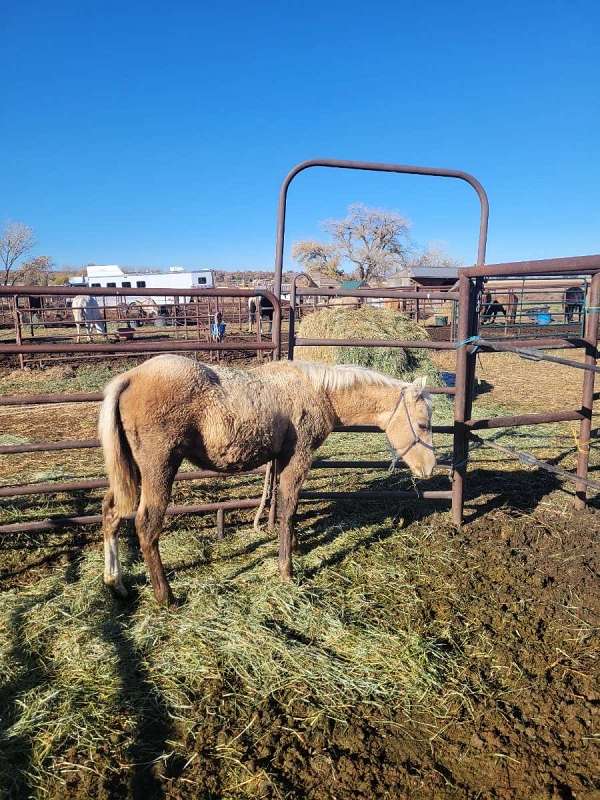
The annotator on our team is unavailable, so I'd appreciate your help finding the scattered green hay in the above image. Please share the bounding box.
[0,361,143,397]
[0,434,30,446]
[295,305,442,384]
[0,501,479,798]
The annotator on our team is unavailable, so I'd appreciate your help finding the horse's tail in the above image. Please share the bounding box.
[98,374,139,516]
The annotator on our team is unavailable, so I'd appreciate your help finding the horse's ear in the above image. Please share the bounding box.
[413,375,427,390]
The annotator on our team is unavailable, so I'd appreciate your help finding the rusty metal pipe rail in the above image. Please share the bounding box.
[461,254,600,278]
[0,467,268,498]
[0,488,457,535]
[301,490,452,501]
[466,410,585,430]
[470,339,600,372]
[0,459,451,498]
[0,340,276,355]
[0,424,455,455]
[294,287,458,301]
[293,337,454,350]
[468,432,600,492]
[0,438,99,455]
[0,498,263,536]
[0,286,279,300]
[0,386,455,407]
[274,159,489,300]
[478,337,587,350]
[0,392,105,406]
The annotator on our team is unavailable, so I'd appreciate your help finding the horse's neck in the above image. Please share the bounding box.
[327,383,398,428]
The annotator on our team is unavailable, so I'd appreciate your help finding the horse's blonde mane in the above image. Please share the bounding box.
[288,361,407,392]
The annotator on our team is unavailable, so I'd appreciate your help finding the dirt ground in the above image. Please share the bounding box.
[2,502,598,800]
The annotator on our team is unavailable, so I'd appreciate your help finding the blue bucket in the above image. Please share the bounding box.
[536,311,552,326]
[440,371,456,387]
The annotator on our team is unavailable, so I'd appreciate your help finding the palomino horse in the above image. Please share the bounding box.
[99,356,436,605]
[72,295,107,342]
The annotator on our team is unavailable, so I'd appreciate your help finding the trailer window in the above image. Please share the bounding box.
[136,281,146,288]
[90,283,101,287]
[106,282,117,288]
[197,277,207,285]
[121,281,131,288]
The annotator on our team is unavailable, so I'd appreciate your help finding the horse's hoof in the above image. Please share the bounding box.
[104,578,128,598]
[164,593,181,611]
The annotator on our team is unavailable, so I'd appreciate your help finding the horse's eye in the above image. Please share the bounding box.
[419,423,429,432]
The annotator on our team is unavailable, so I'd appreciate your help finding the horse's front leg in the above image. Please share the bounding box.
[277,453,312,582]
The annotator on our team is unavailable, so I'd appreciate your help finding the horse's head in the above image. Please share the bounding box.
[385,376,435,479]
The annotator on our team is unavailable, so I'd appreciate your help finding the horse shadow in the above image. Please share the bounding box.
[0,588,61,799]
[1,535,180,800]
[95,542,186,799]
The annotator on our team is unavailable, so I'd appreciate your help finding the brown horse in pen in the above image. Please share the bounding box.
[99,356,435,605]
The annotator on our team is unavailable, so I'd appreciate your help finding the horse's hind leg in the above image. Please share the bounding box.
[277,452,312,581]
[135,463,179,606]
[102,490,127,597]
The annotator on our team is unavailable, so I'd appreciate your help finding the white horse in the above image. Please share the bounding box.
[72,295,107,342]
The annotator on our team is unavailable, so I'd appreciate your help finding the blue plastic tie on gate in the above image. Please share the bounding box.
[454,335,481,351]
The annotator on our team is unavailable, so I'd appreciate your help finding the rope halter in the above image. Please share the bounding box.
[385,388,435,460]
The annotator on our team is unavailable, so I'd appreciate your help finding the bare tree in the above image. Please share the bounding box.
[408,245,460,269]
[0,222,36,285]
[291,240,342,279]
[11,255,53,285]
[325,203,412,282]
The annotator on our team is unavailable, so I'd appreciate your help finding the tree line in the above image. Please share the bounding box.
[2,203,458,287]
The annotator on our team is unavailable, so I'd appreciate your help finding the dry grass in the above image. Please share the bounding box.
[431,349,594,415]
[296,305,442,384]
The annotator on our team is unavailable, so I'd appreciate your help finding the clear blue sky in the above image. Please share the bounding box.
[2,0,599,272]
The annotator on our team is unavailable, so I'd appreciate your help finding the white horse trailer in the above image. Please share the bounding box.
[69,265,215,317]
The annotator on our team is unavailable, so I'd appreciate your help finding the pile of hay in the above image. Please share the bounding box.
[295,305,441,384]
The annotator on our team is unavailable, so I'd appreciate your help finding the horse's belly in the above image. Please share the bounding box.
[187,425,280,473]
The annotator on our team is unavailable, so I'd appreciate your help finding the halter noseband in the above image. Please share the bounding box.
[385,388,434,459]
